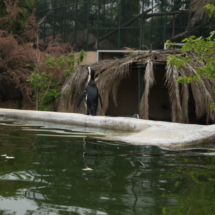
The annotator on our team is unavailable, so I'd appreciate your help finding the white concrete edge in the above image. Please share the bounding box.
[1,108,215,148]
[0,108,147,131]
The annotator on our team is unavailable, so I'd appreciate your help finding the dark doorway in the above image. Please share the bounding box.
[106,68,139,117]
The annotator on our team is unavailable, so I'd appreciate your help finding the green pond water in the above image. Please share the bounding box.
[0,118,215,215]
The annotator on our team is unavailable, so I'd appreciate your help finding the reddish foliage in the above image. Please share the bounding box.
[0,0,75,102]
[0,0,20,28]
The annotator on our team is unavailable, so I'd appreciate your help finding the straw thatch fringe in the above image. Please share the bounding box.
[184,64,205,119]
[165,65,183,123]
[179,68,189,123]
[57,49,181,114]
[188,64,208,117]
[57,56,133,115]
[57,65,87,112]
[96,59,133,115]
[57,49,215,124]
[139,59,155,119]
[186,63,215,123]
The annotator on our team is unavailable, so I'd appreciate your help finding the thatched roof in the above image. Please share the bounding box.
[57,49,215,124]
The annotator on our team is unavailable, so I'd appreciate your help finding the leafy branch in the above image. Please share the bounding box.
[167,4,215,86]
[27,50,86,111]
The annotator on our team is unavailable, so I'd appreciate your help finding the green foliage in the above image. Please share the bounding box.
[166,54,191,70]
[205,4,215,18]
[27,72,52,93]
[166,4,215,107]
[167,33,215,81]
[27,72,56,111]
[43,50,86,79]
[177,75,192,84]
[64,50,86,78]
[27,50,86,111]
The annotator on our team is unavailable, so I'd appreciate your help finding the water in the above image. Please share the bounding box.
[0,119,215,215]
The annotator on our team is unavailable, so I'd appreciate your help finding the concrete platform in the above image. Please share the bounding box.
[0,108,215,148]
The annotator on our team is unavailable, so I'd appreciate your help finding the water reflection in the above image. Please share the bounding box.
[0,120,215,214]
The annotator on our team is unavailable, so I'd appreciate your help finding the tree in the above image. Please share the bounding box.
[167,4,215,110]
[0,0,35,37]
[0,0,86,110]
[27,50,86,111]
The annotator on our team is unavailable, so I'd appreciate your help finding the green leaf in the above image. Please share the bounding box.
[28,50,86,110]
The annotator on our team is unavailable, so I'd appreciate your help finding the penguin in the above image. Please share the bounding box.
[77,67,102,116]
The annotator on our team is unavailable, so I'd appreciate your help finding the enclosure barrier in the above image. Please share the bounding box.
[1,108,215,148]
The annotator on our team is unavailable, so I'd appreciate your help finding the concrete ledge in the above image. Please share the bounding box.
[1,108,215,148]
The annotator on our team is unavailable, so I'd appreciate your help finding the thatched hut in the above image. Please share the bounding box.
[57,50,215,124]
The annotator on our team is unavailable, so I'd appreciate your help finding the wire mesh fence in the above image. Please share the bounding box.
[35,0,210,51]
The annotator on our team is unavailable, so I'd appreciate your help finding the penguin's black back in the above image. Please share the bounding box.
[86,80,99,115]
[77,66,102,116]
